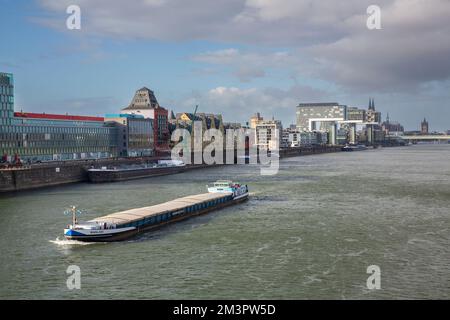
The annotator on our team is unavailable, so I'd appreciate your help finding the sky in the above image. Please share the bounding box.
[1,0,450,131]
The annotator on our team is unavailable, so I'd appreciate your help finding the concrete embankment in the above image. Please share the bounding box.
[0,146,342,193]
[279,145,341,158]
[0,159,223,193]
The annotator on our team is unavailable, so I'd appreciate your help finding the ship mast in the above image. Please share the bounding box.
[71,205,77,227]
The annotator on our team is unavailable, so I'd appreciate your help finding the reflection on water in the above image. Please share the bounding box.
[1,144,450,299]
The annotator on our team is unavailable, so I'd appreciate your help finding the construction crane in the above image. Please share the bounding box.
[190,104,198,133]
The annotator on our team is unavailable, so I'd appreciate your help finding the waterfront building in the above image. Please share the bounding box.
[250,113,282,149]
[121,87,169,155]
[296,103,347,132]
[421,118,429,134]
[365,99,383,144]
[0,72,14,127]
[382,113,404,136]
[347,107,366,122]
[1,112,117,162]
[170,112,224,134]
[0,72,117,162]
[254,118,283,150]
[336,128,349,145]
[286,130,327,147]
[168,111,225,149]
[281,129,291,148]
[366,98,381,124]
[104,114,154,157]
[223,122,242,130]
[250,113,263,129]
[294,99,385,145]
[295,102,347,145]
[223,122,245,150]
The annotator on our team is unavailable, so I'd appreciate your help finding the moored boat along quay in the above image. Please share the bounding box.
[1,145,343,193]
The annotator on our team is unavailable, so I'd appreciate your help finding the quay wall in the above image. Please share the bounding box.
[0,146,341,193]
[279,145,341,158]
[0,157,161,193]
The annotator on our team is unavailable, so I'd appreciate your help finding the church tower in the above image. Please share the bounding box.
[421,118,429,134]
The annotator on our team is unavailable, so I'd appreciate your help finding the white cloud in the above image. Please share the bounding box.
[36,0,450,93]
[192,49,297,82]
[176,85,331,125]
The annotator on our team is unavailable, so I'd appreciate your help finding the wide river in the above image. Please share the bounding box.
[1,144,449,299]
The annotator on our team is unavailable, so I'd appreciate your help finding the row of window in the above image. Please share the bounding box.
[0,94,13,103]
[5,151,115,162]
[1,146,112,156]
[0,85,13,96]
[0,102,13,110]
[0,139,111,149]
[0,132,111,140]
[7,124,111,133]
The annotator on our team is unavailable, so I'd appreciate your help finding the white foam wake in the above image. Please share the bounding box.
[49,237,95,246]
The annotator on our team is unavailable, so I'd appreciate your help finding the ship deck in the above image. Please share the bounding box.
[92,192,233,225]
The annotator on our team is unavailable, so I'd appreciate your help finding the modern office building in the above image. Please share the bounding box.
[105,114,154,157]
[346,107,366,122]
[121,87,169,155]
[296,103,347,132]
[1,112,117,162]
[254,118,282,150]
[0,72,14,126]
[295,99,386,145]
[284,130,328,147]
[0,72,118,162]
[249,113,282,149]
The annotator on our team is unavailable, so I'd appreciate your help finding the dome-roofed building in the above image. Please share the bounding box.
[121,87,169,155]
[122,87,160,118]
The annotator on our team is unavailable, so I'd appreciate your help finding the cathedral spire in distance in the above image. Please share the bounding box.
[368,98,375,111]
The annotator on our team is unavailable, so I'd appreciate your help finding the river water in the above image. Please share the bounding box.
[1,144,449,299]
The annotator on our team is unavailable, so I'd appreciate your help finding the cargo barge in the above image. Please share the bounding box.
[63,180,248,242]
[341,144,368,152]
[87,160,185,183]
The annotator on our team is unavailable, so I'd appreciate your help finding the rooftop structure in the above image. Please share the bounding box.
[121,87,169,155]
[122,87,159,111]
[14,112,104,122]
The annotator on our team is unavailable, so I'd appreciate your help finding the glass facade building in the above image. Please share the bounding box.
[0,72,14,126]
[296,103,347,132]
[105,114,154,157]
[1,113,118,162]
[0,72,118,162]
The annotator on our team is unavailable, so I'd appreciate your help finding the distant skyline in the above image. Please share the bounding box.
[1,0,450,131]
